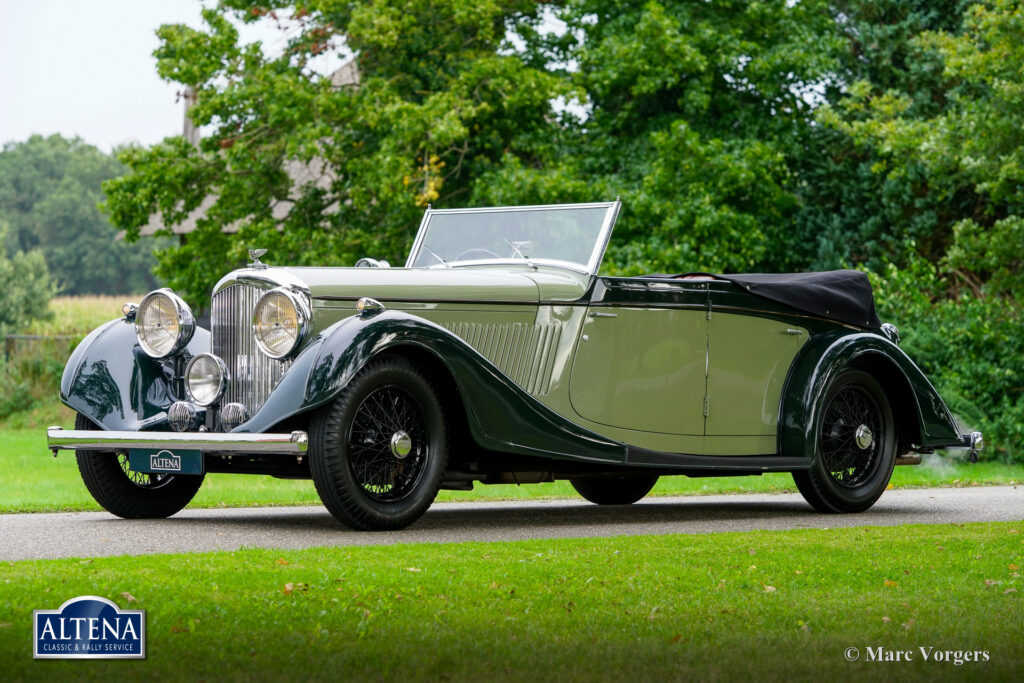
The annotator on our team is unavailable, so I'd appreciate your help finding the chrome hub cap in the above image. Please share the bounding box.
[855,424,873,450]
[390,430,412,459]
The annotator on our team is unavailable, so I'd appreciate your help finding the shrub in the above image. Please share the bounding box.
[870,262,1024,463]
[0,337,75,421]
[0,224,56,337]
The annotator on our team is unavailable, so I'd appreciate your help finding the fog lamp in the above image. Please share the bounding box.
[185,353,228,406]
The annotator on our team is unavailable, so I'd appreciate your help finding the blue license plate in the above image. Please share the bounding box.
[127,448,204,475]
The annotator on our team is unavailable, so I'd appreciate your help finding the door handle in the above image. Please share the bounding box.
[588,311,618,318]
[784,329,804,335]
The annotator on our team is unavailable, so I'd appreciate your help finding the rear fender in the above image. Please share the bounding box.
[240,311,625,464]
[779,332,961,460]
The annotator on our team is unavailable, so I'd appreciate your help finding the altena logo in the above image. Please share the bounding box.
[150,450,181,471]
[33,595,146,659]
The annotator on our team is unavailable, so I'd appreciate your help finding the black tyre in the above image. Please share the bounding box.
[792,370,897,513]
[309,355,449,530]
[570,475,659,505]
[74,413,204,519]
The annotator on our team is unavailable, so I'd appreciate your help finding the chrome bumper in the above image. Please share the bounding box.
[963,431,984,463]
[46,427,308,454]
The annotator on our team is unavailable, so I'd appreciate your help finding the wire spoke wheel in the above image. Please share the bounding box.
[792,369,897,513]
[116,454,174,489]
[819,385,883,488]
[347,385,429,501]
[309,355,449,531]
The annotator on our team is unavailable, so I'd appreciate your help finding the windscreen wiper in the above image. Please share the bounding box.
[422,246,451,269]
[504,239,536,269]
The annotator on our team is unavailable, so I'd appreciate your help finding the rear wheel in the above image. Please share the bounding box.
[74,413,204,518]
[570,475,659,505]
[792,370,897,513]
[309,356,449,530]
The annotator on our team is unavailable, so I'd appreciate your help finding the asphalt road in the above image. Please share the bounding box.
[1,485,1021,561]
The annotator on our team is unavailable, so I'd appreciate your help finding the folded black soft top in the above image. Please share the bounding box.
[641,269,882,329]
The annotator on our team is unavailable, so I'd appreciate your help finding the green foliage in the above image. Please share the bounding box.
[831,1,1024,459]
[795,0,975,272]
[0,135,164,295]
[824,1,1024,287]
[0,224,55,337]
[0,338,72,422]
[532,0,842,274]
[871,261,1024,462]
[105,0,566,306]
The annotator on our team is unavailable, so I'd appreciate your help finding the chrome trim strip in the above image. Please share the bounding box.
[212,268,311,297]
[47,428,308,454]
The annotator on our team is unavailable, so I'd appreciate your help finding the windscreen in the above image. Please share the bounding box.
[407,204,616,272]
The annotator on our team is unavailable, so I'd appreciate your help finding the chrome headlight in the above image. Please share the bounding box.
[185,353,228,406]
[252,288,309,359]
[135,289,195,358]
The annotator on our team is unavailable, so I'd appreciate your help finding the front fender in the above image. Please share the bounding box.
[240,311,626,464]
[779,331,962,459]
[59,318,211,431]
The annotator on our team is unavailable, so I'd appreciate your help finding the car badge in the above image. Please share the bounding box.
[248,248,268,270]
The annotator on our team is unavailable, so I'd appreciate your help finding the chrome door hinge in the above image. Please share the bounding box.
[703,395,710,417]
[705,298,712,320]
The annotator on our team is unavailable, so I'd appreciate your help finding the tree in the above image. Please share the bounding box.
[105,0,568,305]
[479,0,842,274]
[792,0,974,272]
[0,135,164,296]
[826,0,1024,298]
[0,223,55,337]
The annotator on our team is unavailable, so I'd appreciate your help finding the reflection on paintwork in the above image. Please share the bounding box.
[706,314,805,436]
[70,359,124,421]
[569,307,706,435]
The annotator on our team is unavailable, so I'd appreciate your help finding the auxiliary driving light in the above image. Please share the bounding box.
[185,353,229,406]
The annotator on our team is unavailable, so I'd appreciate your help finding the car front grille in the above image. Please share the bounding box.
[211,284,292,418]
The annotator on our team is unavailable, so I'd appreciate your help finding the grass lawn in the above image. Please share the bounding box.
[1,522,1020,681]
[1,425,1021,513]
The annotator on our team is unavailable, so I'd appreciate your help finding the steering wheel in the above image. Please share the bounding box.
[454,248,501,261]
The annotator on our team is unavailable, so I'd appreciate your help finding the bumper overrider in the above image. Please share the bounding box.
[46,427,308,455]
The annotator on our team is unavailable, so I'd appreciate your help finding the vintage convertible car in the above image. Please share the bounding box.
[47,201,982,530]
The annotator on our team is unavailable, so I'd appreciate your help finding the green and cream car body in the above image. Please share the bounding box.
[47,201,982,529]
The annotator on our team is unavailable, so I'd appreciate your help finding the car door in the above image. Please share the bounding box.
[704,306,807,454]
[568,279,708,436]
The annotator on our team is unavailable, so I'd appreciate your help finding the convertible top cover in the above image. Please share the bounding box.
[645,269,882,329]
[719,270,882,329]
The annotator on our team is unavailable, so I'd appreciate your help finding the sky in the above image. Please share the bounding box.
[0,0,347,153]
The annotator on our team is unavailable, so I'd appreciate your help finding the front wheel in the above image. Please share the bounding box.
[570,475,659,505]
[309,355,449,530]
[792,370,897,513]
[74,413,204,518]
